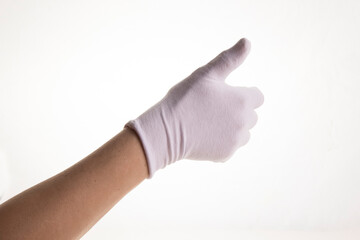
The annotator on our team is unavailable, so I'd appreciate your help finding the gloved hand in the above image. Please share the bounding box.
[126,38,264,178]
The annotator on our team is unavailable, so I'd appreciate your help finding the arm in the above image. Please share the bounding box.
[0,38,263,239]
[0,128,148,240]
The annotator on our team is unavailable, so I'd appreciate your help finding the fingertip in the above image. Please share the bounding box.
[249,87,264,108]
[237,130,251,148]
[227,38,251,68]
[234,38,251,55]
[239,38,251,52]
[247,110,258,129]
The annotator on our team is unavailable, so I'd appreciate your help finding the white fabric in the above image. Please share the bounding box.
[126,38,264,178]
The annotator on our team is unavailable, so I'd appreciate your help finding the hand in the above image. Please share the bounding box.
[126,38,264,178]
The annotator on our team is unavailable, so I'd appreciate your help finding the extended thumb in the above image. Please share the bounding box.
[206,38,251,81]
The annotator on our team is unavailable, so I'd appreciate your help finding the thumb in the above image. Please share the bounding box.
[205,38,251,81]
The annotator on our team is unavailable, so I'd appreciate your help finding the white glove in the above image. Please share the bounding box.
[126,38,264,178]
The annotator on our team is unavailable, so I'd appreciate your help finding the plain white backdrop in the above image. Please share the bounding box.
[1,0,360,239]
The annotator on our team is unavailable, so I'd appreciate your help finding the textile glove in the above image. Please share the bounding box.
[126,38,264,178]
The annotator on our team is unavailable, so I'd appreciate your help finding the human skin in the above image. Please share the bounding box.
[0,128,148,240]
[0,38,262,239]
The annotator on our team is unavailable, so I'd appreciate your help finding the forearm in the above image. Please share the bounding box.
[0,37,263,239]
[0,128,148,240]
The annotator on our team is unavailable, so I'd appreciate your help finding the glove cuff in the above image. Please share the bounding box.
[125,105,169,178]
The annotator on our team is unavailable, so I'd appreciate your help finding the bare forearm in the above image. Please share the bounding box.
[0,128,148,240]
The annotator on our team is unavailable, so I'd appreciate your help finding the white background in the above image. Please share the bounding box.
[1,0,360,239]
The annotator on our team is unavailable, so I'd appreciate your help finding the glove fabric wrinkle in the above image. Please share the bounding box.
[126,38,264,178]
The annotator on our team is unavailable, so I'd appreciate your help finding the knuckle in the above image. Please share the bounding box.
[249,111,258,128]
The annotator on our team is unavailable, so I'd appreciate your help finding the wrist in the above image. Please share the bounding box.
[123,127,149,179]
[125,104,169,178]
